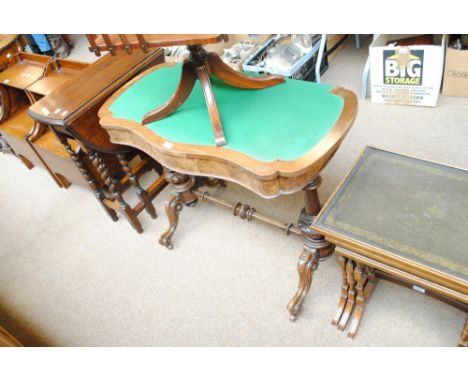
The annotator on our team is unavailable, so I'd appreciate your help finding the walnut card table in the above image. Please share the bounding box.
[313,147,468,346]
[99,62,358,321]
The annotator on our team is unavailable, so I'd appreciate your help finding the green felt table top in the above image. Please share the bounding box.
[109,63,344,162]
[315,147,468,282]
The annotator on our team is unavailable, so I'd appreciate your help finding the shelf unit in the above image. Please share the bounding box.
[0,52,88,187]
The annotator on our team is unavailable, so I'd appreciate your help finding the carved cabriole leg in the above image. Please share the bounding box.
[332,255,349,325]
[57,135,118,222]
[91,150,143,233]
[117,153,157,219]
[459,318,468,347]
[158,171,197,250]
[338,259,356,330]
[287,176,335,321]
[158,194,184,250]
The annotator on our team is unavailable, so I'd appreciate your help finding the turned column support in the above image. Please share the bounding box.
[287,175,335,321]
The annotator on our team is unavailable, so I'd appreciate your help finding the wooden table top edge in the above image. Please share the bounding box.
[98,62,358,197]
[94,34,227,51]
[27,49,164,128]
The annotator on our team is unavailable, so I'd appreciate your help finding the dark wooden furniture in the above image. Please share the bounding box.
[313,147,468,346]
[28,49,168,233]
[0,52,90,187]
[98,62,358,319]
[86,34,285,146]
[0,35,23,71]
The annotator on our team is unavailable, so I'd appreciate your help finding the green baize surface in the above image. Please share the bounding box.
[109,64,344,162]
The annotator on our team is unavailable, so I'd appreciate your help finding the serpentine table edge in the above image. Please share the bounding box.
[98,62,358,199]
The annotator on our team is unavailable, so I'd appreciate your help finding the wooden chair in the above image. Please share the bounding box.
[86,34,285,146]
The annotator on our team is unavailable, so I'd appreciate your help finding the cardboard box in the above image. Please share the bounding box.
[370,34,445,107]
[442,37,468,97]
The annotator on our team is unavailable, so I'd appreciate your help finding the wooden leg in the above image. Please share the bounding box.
[287,248,320,321]
[207,52,285,89]
[117,153,157,219]
[91,150,143,233]
[18,154,34,170]
[458,318,468,347]
[338,259,356,330]
[142,62,196,125]
[347,265,378,338]
[158,194,184,250]
[332,255,349,326]
[287,176,334,321]
[57,134,118,222]
[54,173,71,189]
[348,263,366,338]
[195,64,226,147]
[158,171,197,250]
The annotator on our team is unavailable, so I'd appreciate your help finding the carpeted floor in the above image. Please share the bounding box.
[0,35,467,346]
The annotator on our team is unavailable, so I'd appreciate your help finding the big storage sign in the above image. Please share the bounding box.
[383,50,423,85]
[370,35,444,107]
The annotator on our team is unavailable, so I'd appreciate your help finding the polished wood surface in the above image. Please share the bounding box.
[0,52,90,188]
[0,53,52,90]
[28,49,164,153]
[0,34,23,71]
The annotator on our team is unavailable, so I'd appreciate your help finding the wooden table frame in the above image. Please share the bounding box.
[312,147,468,346]
[99,62,358,321]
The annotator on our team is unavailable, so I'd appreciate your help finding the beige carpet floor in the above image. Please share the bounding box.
[0,36,467,346]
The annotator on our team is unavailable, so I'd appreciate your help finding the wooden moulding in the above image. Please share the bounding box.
[99,62,358,198]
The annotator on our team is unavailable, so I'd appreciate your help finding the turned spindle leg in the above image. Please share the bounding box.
[117,153,157,219]
[91,150,143,233]
[57,135,117,222]
[287,176,335,321]
[158,171,197,250]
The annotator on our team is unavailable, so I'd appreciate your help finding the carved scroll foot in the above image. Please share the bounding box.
[458,318,468,347]
[158,195,184,250]
[288,176,334,321]
[287,249,320,322]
